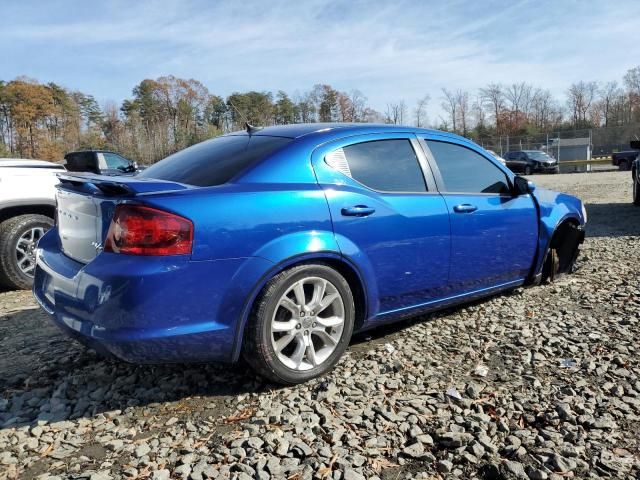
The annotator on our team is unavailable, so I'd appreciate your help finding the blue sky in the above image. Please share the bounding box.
[2,0,639,119]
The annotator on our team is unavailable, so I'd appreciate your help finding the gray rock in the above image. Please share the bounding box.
[343,468,365,480]
[505,460,527,478]
[437,460,453,473]
[402,442,424,458]
[527,468,548,480]
[89,472,113,480]
[152,470,170,480]
[245,436,264,450]
[550,454,577,473]
[438,432,473,447]
[135,443,151,458]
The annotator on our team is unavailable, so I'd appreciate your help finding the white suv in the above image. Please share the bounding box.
[0,159,64,289]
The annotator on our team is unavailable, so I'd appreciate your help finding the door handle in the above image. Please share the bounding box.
[341,205,376,217]
[453,204,478,213]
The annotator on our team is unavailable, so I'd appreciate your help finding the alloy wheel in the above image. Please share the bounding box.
[270,276,345,371]
[15,227,44,277]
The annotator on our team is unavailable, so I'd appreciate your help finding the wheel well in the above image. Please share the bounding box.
[320,258,367,331]
[549,219,582,274]
[0,205,55,224]
[254,257,368,332]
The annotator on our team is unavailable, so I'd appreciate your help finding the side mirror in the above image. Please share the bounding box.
[514,176,535,195]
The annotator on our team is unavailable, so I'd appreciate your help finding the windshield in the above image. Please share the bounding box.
[139,135,292,186]
[526,151,553,161]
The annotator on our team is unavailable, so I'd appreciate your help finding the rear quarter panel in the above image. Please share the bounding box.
[139,183,335,262]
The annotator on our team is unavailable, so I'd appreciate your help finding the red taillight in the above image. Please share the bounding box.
[104,205,193,256]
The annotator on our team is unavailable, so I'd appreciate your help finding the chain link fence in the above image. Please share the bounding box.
[474,123,640,172]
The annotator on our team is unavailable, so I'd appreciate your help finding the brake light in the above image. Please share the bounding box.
[104,205,193,255]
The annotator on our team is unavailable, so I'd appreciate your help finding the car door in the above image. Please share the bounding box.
[506,152,524,173]
[311,133,450,319]
[421,138,538,295]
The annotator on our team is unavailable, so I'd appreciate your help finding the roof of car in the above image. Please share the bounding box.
[227,123,452,140]
[64,150,123,156]
[0,158,65,168]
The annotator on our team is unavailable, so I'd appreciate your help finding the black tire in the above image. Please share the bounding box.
[524,165,532,175]
[0,214,53,290]
[619,160,630,171]
[541,223,581,283]
[633,170,640,206]
[541,248,560,283]
[243,264,355,385]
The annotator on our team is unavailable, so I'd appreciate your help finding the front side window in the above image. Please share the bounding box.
[102,153,132,171]
[326,139,426,192]
[426,141,510,195]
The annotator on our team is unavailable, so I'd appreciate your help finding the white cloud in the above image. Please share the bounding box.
[2,0,639,119]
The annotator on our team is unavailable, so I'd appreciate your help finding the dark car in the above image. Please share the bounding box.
[34,124,586,385]
[64,150,140,175]
[504,150,559,175]
[612,148,639,171]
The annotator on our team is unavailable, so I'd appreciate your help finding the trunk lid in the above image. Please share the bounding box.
[56,173,189,263]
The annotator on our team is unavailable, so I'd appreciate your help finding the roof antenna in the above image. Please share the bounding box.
[245,122,263,135]
[227,100,263,135]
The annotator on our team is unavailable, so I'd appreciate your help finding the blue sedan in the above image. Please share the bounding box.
[33,124,586,384]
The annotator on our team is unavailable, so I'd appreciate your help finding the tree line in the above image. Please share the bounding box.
[1,66,639,164]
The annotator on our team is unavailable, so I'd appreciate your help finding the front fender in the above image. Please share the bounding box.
[530,188,585,280]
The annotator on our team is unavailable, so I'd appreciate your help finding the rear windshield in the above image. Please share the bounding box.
[139,135,292,186]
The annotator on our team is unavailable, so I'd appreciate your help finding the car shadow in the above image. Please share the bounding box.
[0,291,505,431]
[0,306,272,431]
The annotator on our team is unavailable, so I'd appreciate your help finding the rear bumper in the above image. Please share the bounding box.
[33,228,249,363]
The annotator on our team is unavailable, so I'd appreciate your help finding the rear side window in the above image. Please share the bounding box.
[65,152,97,173]
[326,139,427,192]
[426,141,511,195]
[140,135,292,186]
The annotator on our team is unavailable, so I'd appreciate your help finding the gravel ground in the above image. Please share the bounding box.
[1,171,639,480]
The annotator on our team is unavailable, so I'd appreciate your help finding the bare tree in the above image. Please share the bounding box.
[385,100,407,125]
[348,89,367,122]
[472,95,486,130]
[479,83,504,133]
[504,82,532,132]
[566,81,598,127]
[530,88,558,130]
[597,81,623,126]
[441,88,457,132]
[623,66,640,122]
[441,89,469,135]
[456,90,470,136]
[413,95,430,127]
[624,66,640,97]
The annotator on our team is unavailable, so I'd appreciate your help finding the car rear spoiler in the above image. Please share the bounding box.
[56,173,190,197]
